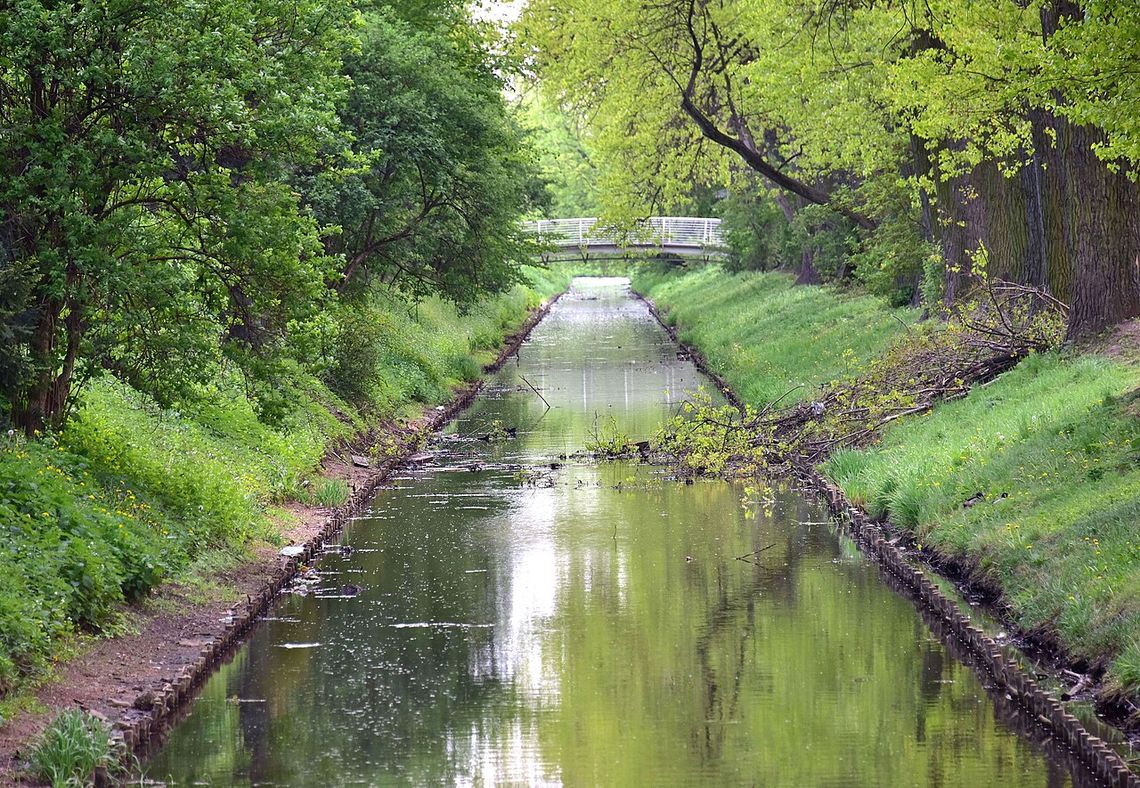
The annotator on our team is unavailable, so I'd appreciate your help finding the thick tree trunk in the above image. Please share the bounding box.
[11,268,82,435]
[1031,108,1073,302]
[1062,121,1140,339]
[771,191,820,284]
[1036,0,1140,337]
[934,161,990,306]
[796,247,821,285]
[14,297,60,435]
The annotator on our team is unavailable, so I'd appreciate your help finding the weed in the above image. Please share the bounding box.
[484,419,512,443]
[586,413,632,456]
[28,710,121,787]
[307,478,350,508]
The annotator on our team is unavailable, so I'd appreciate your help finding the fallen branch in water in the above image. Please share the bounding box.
[735,544,776,563]
[519,375,550,410]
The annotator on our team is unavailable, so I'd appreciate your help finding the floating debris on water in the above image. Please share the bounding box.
[388,622,494,629]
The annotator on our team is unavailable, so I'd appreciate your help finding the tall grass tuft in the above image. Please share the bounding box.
[302,478,351,508]
[28,710,121,787]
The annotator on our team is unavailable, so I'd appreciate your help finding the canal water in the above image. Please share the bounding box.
[149,278,1083,785]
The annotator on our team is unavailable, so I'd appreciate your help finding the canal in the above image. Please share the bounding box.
[149,277,1083,785]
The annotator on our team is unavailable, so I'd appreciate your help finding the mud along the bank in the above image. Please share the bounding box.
[116,292,566,760]
[635,291,1138,787]
[0,293,564,784]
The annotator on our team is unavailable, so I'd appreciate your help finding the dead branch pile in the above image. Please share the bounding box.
[659,284,1066,476]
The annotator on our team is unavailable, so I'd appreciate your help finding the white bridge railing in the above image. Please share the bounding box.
[522,216,725,252]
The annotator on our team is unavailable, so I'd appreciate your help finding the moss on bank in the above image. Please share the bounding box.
[0,268,568,695]
[635,263,1140,694]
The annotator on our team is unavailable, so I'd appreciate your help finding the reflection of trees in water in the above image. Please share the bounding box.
[691,494,821,761]
[235,647,272,784]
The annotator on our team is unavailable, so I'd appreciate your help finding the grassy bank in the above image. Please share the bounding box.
[0,268,568,697]
[631,265,917,403]
[635,263,1140,695]
[824,352,1140,693]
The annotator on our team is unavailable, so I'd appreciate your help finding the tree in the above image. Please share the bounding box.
[884,0,1140,336]
[0,0,353,433]
[516,89,601,218]
[518,0,929,297]
[301,5,540,305]
[524,0,1140,336]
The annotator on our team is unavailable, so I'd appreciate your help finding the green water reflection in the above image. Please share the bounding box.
[149,278,1080,786]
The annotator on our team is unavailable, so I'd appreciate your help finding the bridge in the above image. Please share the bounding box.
[522,217,726,260]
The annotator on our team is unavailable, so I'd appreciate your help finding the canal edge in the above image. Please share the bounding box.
[112,291,566,764]
[636,288,1138,787]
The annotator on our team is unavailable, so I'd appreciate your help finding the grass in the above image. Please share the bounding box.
[824,351,1140,692]
[299,478,351,508]
[630,264,917,405]
[0,266,569,696]
[28,709,121,787]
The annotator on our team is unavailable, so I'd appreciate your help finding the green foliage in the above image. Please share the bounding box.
[0,0,353,432]
[299,479,351,509]
[0,436,166,689]
[585,414,632,457]
[324,271,565,413]
[823,353,1140,691]
[28,709,121,788]
[0,268,568,696]
[304,6,540,303]
[717,191,794,273]
[1046,2,1140,171]
[515,89,601,218]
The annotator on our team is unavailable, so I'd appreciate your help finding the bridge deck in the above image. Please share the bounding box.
[522,217,726,258]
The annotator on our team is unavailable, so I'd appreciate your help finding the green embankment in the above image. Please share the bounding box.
[0,268,567,696]
[634,263,1140,694]
[632,265,917,404]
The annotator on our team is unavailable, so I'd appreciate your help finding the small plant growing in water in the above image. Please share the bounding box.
[28,710,122,787]
[586,413,632,457]
[484,419,512,442]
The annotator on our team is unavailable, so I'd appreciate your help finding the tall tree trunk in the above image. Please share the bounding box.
[772,191,821,284]
[15,297,61,435]
[11,266,82,435]
[1038,0,1140,338]
[796,247,820,285]
[1031,108,1073,302]
[934,160,990,306]
[1062,121,1140,339]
